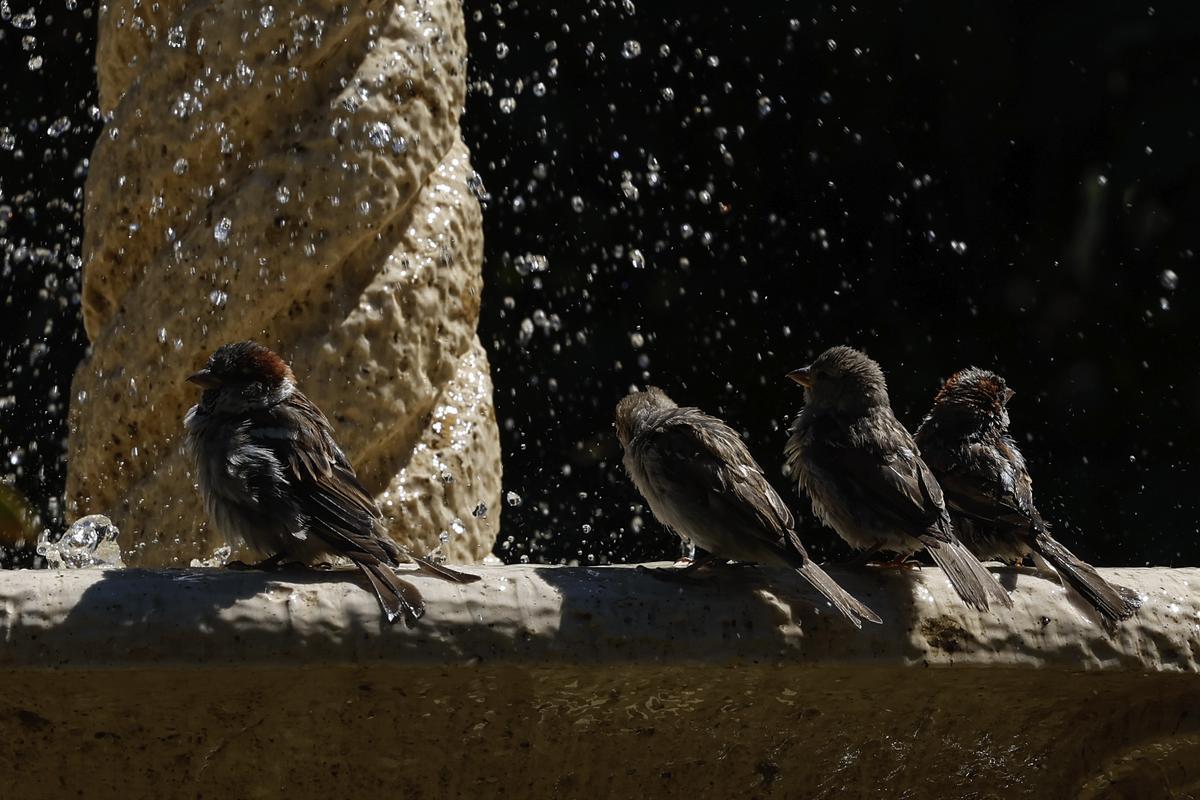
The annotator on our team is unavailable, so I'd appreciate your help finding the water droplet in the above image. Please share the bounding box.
[366,120,391,148]
[467,171,491,205]
[951,240,967,255]
[172,157,189,175]
[213,217,232,243]
[826,38,838,51]
[209,289,228,307]
[167,26,186,48]
[661,86,675,101]
[1097,175,1108,186]
[276,185,290,204]
[46,116,70,137]
[505,490,523,507]
[514,253,549,276]
[259,4,275,26]
[532,81,546,97]
[517,317,534,345]
[499,97,516,114]
[818,90,832,105]
[0,129,14,150]
[472,502,488,518]
[27,54,43,70]
[1160,269,1179,290]
[757,96,772,117]
[236,60,254,85]
[622,40,641,59]
[570,195,585,213]
[11,10,36,30]
[496,42,509,59]
[629,249,646,269]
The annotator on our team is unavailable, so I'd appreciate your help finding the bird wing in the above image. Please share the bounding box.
[248,393,399,565]
[805,431,949,542]
[637,409,797,551]
[930,439,1044,532]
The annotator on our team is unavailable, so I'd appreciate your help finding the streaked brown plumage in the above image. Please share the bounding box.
[184,341,479,625]
[617,387,881,628]
[915,367,1140,622]
[784,346,1012,611]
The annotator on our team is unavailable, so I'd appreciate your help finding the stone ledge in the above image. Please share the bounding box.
[0,565,1197,798]
[1,564,1196,670]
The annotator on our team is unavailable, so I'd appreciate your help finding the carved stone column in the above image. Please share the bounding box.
[66,0,500,565]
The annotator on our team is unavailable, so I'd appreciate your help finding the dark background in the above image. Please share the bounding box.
[3,2,1199,567]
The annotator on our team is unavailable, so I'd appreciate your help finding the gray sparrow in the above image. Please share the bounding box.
[184,341,480,625]
[784,346,1012,611]
[616,386,881,628]
[914,367,1140,622]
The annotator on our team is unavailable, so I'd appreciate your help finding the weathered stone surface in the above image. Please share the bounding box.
[0,565,1196,798]
[68,0,499,564]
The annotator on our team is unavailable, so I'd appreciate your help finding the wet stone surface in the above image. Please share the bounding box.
[0,564,1196,798]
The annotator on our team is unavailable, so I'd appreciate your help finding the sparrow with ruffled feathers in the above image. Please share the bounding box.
[617,386,881,628]
[914,367,1139,622]
[184,341,479,625]
[784,346,1012,611]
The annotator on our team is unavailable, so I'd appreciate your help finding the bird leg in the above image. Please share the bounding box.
[224,554,309,571]
[638,551,722,582]
[874,553,922,570]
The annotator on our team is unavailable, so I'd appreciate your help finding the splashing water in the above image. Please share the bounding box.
[36,515,125,568]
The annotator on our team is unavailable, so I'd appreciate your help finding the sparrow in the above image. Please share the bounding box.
[914,367,1140,622]
[183,341,480,625]
[784,346,1012,611]
[616,386,881,628]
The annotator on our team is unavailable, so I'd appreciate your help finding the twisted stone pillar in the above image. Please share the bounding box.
[67,0,500,565]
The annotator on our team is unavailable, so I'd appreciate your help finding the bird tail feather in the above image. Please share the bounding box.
[796,560,883,628]
[923,535,1013,611]
[358,561,425,626]
[407,552,482,584]
[1032,532,1140,622]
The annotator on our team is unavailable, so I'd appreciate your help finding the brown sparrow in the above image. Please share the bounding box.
[184,341,479,625]
[914,367,1140,622]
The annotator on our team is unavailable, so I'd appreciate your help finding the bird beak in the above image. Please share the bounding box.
[786,367,813,388]
[1004,387,1016,403]
[187,369,221,390]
